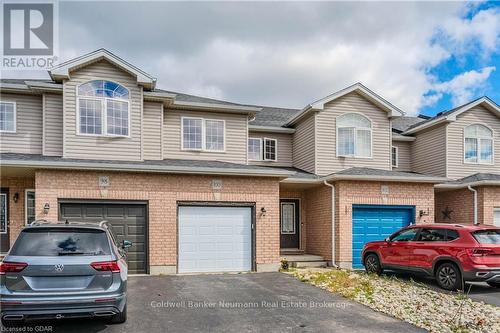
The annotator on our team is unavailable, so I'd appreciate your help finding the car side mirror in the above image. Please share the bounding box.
[384,237,391,242]
[122,240,132,249]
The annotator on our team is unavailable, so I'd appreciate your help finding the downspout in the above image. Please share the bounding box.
[323,180,337,267]
[468,186,478,225]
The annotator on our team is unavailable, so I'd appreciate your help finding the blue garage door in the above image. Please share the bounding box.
[352,205,415,269]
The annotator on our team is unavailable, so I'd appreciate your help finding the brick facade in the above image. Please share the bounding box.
[435,186,500,225]
[303,181,435,268]
[0,177,35,247]
[30,170,281,272]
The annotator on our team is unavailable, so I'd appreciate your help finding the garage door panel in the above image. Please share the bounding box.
[352,206,414,269]
[60,203,147,274]
[178,206,252,273]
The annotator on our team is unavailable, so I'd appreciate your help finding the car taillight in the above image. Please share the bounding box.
[91,261,120,273]
[467,248,493,257]
[0,262,28,274]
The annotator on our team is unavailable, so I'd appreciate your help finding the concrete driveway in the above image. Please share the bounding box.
[4,273,424,333]
[383,271,500,307]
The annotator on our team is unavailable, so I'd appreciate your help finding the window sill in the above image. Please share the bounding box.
[181,148,225,153]
[76,133,130,139]
[337,155,373,159]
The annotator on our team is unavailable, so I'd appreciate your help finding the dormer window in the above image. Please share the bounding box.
[77,80,130,136]
[336,113,372,158]
[464,124,493,164]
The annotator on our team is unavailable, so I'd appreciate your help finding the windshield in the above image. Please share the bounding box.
[10,228,111,256]
[472,230,500,245]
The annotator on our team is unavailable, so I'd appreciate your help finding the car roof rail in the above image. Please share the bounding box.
[99,220,109,228]
[30,219,51,226]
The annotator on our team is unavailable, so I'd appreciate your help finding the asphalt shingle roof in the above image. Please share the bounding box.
[333,167,441,179]
[0,153,294,176]
[249,107,301,127]
[445,173,500,185]
[391,116,428,133]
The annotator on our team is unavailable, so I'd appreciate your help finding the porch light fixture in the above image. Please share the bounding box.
[419,208,430,217]
[13,193,19,203]
[43,203,50,215]
[260,207,267,217]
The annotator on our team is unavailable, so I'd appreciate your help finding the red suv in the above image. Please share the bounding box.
[362,224,500,290]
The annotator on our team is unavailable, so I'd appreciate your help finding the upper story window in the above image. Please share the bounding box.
[247,138,277,161]
[391,146,398,168]
[0,101,16,132]
[336,113,372,158]
[77,80,130,136]
[464,124,493,164]
[181,117,225,152]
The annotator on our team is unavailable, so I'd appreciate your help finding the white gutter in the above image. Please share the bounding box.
[248,125,296,134]
[323,180,337,267]
[172,100,262,113]
[468,186,479,225]
[281,174,447,184]
[0,159,294,178]
[435,180,500,189]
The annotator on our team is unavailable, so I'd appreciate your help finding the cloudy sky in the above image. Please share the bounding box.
[6,1,500,116]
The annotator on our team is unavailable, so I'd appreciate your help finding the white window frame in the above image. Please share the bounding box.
[336,113,373,159]
[248,137,263,161]
[263,137,278,162]
[25,189,35,226]
[280,202,296,234]
[76,81,131,138]
[463,123,494,165]
[391,146,399,168]
[180,116,226,152]
[0,101,17,133]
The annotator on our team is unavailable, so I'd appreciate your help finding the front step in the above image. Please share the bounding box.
[280,254,328,268]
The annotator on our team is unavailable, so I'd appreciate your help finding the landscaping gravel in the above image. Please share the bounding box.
[289,268,500,333]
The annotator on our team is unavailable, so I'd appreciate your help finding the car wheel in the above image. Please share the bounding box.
[109,304,127,324]
[486,281,500,288]
[435,263,463,291]
[364,253,382,275]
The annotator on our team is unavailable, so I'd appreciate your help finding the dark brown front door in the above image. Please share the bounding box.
[1,188,10,253]
[280,199,300,249]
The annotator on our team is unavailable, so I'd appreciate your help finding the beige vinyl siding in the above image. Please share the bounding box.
[292,113,315,173]
[43,93,63,156]
[248,131,293,167]
[411,125,447,177]
[392,141,412,172]
[143,102,162,160]
[447,105,500,179]
[163,109,247,163]
[0,93,42,154]
[315,92,391,175]
[63,60,142,161]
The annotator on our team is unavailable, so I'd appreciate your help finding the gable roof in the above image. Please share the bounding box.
[404,96,500,135]
[285,82,405,126]
[49,49,157,90]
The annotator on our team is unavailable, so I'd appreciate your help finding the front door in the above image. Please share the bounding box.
[280,199,300,249]
[0,188,10,252]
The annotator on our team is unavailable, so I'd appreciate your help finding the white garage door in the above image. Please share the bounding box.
[494,208,500,227]
[178,206,252,273]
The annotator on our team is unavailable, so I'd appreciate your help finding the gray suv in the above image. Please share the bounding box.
[0,221,131,326]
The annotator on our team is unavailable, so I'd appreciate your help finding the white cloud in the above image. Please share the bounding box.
[3,2,499,116]
[432,66,496,106]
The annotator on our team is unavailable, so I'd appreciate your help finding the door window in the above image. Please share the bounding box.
[390,228,418,242]
[417,228,446,241]
[281,202,295,234]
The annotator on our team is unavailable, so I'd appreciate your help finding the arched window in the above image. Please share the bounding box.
[77,80,129,136]
[336,113,372,157]
[464,124,493,164]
